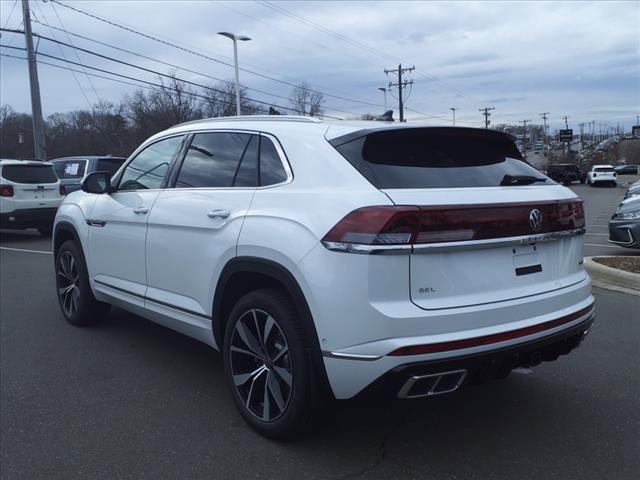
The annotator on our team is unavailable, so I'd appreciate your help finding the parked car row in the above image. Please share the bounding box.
[609,179,640,249]
[0,156,126,235]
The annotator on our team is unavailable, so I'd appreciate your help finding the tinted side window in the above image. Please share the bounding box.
[260,136,288,186]
[96,158,126,177]
[175,132,256,188]
[119,136,183,190]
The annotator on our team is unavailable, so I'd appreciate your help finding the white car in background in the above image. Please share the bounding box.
[1,159,65,235]
[52,116,594,438]
[587,164,617,187]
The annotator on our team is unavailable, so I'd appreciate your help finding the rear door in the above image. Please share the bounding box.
[145,131,259,318]
[332,127,586,310]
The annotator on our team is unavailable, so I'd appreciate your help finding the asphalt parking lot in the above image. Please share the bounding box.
[1,184,638,479]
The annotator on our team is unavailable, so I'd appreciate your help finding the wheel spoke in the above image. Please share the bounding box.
[70,288,79,315]
[262,375,271,421]
[235,320,262,356]
[231,345,262,360]
[263,315,275,346]
[272,344,289,363]
[234,365,265,386]
[252,309,262,345]
[57,269,73,282]
[272,366,292,386]
[268,371,286,411]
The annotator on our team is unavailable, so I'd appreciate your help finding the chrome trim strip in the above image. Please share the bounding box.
[321,241,412,255]
[321,351,383,361]
[411,227,586,253]
[322,228,586,255]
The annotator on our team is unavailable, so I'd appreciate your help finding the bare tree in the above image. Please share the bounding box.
[201,81,261,118]
[289,82,325,117]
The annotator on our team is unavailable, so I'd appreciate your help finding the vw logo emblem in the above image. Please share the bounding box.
[529,209,543,231]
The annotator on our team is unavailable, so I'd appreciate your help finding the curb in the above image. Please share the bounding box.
[584,256,640,297]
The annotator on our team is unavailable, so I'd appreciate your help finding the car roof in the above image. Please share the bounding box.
[0,159,54,166]
[157,115,511,143]
[593,164,614,168]
[50,156,126,162]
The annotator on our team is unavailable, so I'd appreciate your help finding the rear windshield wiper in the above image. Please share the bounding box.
[500,174,547,186]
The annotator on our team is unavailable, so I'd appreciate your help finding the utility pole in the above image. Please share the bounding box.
[519,119,531,151]
[21,0,46,160]
[562,115,569,130]
[479,107,495,128]
[539,112,549,147]
[449,107,457,126]
[579,122,585,150]
[384,64,414,122]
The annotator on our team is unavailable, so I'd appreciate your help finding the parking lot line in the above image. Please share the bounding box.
[585,233,609,236]
[0,247,52,255]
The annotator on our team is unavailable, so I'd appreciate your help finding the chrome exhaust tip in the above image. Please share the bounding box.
[397,369,468,399]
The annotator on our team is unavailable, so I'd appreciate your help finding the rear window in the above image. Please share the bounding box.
[96,158,126,177]
[332,128,551,189]
[2,164,58,184]
[594,167,615,172]
[54,160,86,179]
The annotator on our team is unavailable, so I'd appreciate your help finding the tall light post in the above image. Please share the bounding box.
[449,107,457,126]
[218,32,251,116]
[377,87,388,111]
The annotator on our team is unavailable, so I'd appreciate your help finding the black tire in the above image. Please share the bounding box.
[55,240,110,325]
[223,288,314,439]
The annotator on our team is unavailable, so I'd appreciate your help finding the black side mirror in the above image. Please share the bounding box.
[82,171,111,194]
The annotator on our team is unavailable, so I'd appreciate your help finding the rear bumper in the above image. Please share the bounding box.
[352,310,594,401]
[0,207,58,229]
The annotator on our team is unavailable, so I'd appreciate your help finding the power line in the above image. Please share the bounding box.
[479,106,495,128]
[49,0,385,111]
[1,28,346,119]
[48,0,102,104]
[256,0,471,101]
[31,1,94,108]
[2,0,19,30]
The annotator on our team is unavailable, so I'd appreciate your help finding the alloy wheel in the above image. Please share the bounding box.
[229,309,293,422]
[57,251,80,317]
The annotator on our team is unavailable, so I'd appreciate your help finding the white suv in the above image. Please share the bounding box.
[52,117,594,438]
[587,164,617,187]
[1,159,65,235]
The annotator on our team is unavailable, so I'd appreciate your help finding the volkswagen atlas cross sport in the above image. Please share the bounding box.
[52,116,594,438]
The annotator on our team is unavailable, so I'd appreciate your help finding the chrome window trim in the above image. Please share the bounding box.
[322,227,586,255]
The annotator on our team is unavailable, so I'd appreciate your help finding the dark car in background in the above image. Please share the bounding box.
[614,164,639,175]
[609,197,640,249]
[546,163,586,185]
[51,156,126,194]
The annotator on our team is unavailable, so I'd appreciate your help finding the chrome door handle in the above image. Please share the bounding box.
[133,206,149,214]
[207,209,230,219]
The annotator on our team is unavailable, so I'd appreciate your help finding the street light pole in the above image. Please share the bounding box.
[449,107,457,126]
[377,87,388,111]
[218,32,251,116]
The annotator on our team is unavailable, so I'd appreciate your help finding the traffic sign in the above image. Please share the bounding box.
[559,129,573,142]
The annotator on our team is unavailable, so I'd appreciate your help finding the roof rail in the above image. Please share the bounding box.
[174,115,323,128]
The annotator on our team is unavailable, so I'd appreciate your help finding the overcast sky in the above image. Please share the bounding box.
[1,0,638,130]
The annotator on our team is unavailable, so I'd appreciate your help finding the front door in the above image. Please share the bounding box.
[88,135,185,303]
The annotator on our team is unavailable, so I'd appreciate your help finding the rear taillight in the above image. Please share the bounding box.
[59,185,66,195]
[322,201,585,247]
[0,185,14,197]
